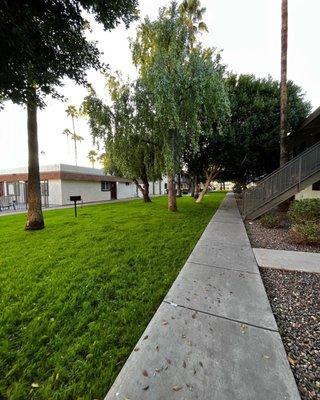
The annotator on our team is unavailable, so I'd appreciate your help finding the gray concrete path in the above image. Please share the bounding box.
[254,248,320,274]
[104,193,300,400]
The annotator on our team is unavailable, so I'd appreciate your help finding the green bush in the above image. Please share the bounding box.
[290,221,320,245]
[260,213,281,229]
[288,198,320,224]
[288,199,320,244]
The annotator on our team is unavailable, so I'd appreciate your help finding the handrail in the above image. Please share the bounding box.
[247,140,320,190]
[242,140,320,216]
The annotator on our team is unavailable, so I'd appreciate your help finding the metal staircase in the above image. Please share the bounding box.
[241,140,320,220]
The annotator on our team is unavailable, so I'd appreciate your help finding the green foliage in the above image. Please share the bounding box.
[260,213,282,229]
[288,198,320,224]
[131,2,230,175]
[0,0,138,106]
[219,74,311,185]
[290,222,320,245]
[288,199,320,244]
[0,192,225,399]
[83,77,163,184]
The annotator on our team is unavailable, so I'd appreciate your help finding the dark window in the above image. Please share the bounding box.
[125,182,130,186]
[101,181,111,191]
[164,183,168,190]
[312,180,320,191]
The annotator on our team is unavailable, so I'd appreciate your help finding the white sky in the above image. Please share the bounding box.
[0,0,319,170]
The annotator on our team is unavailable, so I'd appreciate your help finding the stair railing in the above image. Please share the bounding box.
[242,140,320,217]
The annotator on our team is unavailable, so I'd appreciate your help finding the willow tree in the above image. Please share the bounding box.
[0,0,138,230]
[132,2,229,210]
[83,78,163,202]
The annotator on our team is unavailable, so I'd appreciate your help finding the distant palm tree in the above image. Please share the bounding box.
[280,0,288,166]
[87,150,98,168]
[64,105,84,166]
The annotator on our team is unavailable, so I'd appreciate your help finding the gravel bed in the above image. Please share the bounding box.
[245,219,320,253]
[260,268,320,400]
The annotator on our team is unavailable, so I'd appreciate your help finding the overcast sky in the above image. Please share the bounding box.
[1,0,319,170]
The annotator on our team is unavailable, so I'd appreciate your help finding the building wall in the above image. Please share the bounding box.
[295,185,320,200]
[60,180,111,205]
[117,182,138,199]
[48,179,63,206]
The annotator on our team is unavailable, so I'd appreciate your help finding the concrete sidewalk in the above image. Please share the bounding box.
[104,193,300,400]
[253,248,320,274]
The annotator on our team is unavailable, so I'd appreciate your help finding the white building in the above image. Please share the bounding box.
[0,164,167,208]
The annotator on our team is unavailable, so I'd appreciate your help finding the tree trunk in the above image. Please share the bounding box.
[25,95,44,230]
[133,178,151,203]
[167,173,177,212]
[196,169,220,203]
[194,176,200,199]
[280,0,288,166]
[177,172,182,197]
[190,174,195,197]
[278,0,290,212]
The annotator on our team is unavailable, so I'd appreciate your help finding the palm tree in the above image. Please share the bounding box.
[87,150,98,168]
[64,105,84,165]
[280,0,288,166]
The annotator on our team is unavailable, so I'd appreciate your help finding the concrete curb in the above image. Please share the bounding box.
[253,247,320,274]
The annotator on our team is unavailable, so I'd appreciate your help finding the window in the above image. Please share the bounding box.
[125,182,130,186]
[312,180,320,191]
[164,183,168,190]
[101,181,111,191]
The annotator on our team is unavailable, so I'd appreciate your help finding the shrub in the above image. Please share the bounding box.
[289,221,320,245]
[260,213,282,229]
[288,199,320,244]
[288,199,320,224]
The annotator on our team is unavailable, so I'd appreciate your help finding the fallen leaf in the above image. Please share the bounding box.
[288,356,296,365]
[199,361,203,368]
[142,369,149,377]
[172,385,182,391]
[165,358,172,365]
[134,348,140,352]
[31,383,39,388]
[240,323,247,334]
[182,360,186,368]
[162,320,168,326]
[142,385,149,391]
[262,355,271,359]
[143,335,149,340]
[191,313,197,319]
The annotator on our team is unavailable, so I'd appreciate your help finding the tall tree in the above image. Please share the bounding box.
[280,0,288,166]
[83,78,163,203]
[131,2,229,211]
[0,0,138,229]
[64,105,84,166]
[220,74,311,187]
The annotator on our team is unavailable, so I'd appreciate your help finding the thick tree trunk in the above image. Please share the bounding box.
[280,0,288,167]
[167,173,177,212]
[25,96,44,230]
[177,172,182,197]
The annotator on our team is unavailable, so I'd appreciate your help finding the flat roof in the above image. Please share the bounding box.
[0,164,132,183]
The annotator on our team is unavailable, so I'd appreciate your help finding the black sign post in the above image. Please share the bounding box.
[70,196,82,218]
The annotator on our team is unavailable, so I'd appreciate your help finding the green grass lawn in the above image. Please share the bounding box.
[0,192,225,400]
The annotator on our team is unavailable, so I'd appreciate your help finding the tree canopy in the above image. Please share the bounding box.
[0,0,138,106]
[220,74,311,186]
